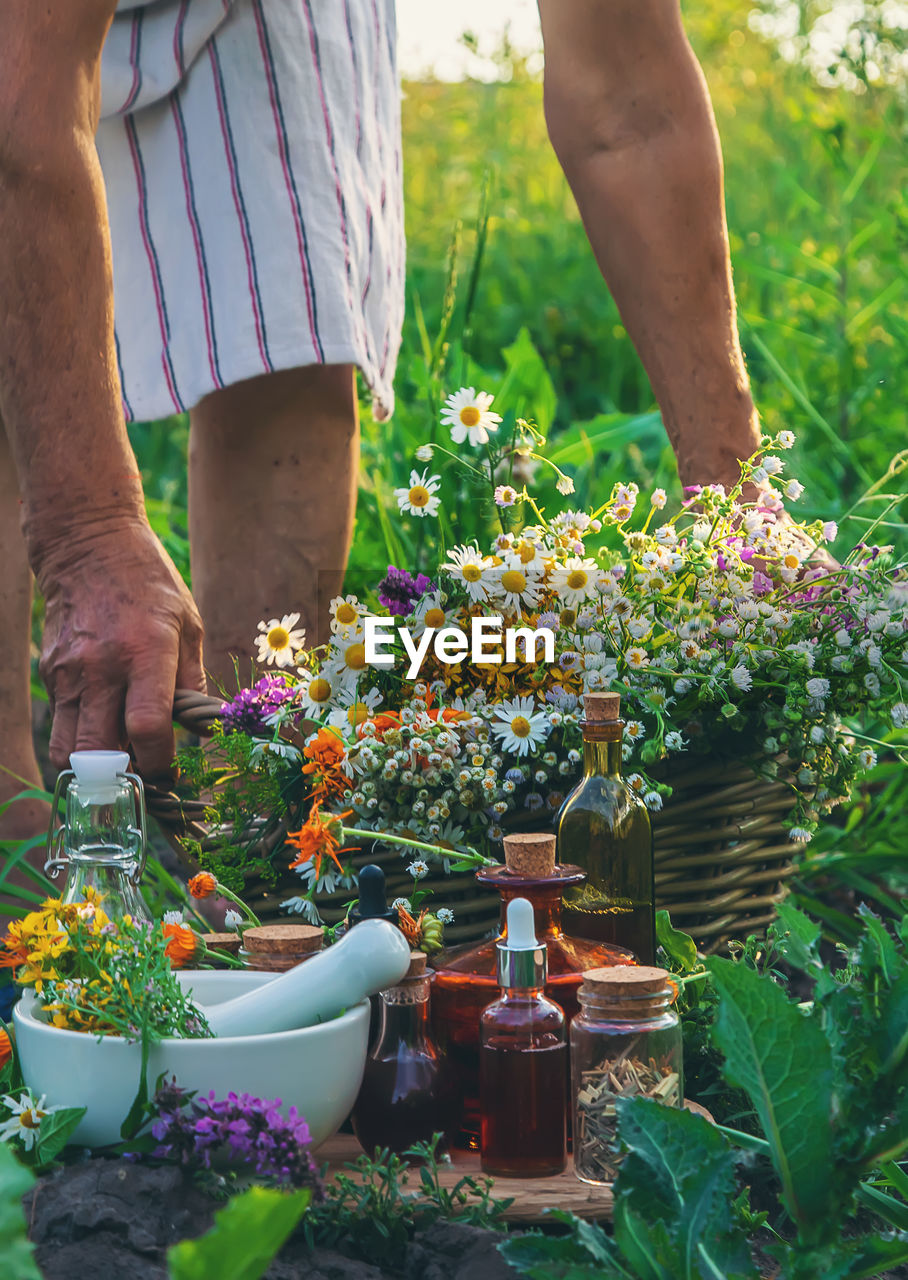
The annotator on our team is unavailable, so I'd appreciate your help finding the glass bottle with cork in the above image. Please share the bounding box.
[431,831,633,1146]
[556,692,655,963]
[352,950,460,1155]
[480,897,567,1177]
[571,965,682,1185]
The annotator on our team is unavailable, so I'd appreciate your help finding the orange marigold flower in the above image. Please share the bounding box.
[396,905,426,948]
[188,872,218,899]
[163,923,201,969]
[301,727,349,797]
[0,1027,11,1070]
[286,801,356,881]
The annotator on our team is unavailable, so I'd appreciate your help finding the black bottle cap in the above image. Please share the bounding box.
[348,864,398,925]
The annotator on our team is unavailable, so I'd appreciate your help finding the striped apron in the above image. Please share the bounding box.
[98,0,404,423]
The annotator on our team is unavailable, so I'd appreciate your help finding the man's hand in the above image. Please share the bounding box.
[37,518,206,779]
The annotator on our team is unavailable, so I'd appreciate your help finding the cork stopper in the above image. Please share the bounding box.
[407,950,428,978]
[583,692,621,722]
[201,932,242,957]
[580,964,670,996]
[503,832,556,878]
[241,924,323,956]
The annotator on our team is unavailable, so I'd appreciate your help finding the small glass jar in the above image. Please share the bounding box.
[571,965,682,1185]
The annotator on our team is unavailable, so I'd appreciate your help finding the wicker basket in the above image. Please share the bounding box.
[148,691,796,954]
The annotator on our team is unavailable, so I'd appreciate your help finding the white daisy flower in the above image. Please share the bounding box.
[410,592,452,638]
[297,671,338,715]
[163,910,183,925]
[788,827,812,843]
[324,637,372,685]
[444,544,495,603]
[329,594,364,636]
[763,456,784,475]
[395,468,441,518]
[890,701,908,728]
[624,720,646,740]
[437,907,455,925]
[822,521,838,542]
[809,726,825,744]
[442,387,502,446]
[392,897,412,912]
[328,686,383,732]
[407,860,429,879]
[256,612,306,669]
[785,479,805,501]
[280,895,325,924]
[650,488,667,509]
[730,664,752,691]
[494,484,519,507]
[625,647,650,671]
[488,557,545,612]
[0,1092,60,1151]
[664,731,685,750]
[224,909,244,931]
[556,474,575,496]
[490,696,551,757]
[806,677,830,700]
[777,430,795,449]
[644,791,663,812]
[550,557,601,607]
[858,747,877,769]
[415,444,434,462]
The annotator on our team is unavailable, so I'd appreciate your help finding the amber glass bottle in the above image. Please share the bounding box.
[351,952,460,1154]
[556,693,655,963]
[480,898,567,1177]
[431,833,633,1146]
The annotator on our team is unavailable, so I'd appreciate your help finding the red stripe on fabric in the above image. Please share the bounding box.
[301,1,358,345]
[252,3,320,355]
[170,96,221,392]
[122,14,142,113]
[173,0,190,75]
[207,44,271,373]
[124,120,182,414]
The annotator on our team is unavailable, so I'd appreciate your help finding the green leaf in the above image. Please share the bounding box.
[497,328,557,434]
[614,1097,758,1280]
[32,1106,86,1169]
[656,910,698,974]
[499,1225,629,1279]
[0,1141,40,1280]
[167,1185,311,1280]
[770,902,824,975]
[707,958,837,1243]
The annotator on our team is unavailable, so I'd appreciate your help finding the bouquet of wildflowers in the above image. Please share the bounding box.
[180,387,907,924]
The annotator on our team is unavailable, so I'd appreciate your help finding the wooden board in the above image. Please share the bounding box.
[315,1133,614,1223]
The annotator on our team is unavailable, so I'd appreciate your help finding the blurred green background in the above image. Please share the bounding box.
[132,0,907,582]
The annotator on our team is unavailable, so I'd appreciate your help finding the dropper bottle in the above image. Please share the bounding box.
[479,897,567,1177]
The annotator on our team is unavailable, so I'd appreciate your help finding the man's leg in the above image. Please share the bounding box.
[539,0,761,490]
[0,417,50,840]
[188,364,359,693]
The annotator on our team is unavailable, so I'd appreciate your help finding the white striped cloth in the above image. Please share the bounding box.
[97,0,404,423]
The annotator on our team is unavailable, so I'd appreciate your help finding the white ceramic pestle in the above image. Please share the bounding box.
[202,918,412,1038]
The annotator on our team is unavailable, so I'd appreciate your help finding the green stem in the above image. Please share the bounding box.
[343,826,492,867]
[213,881,262,928]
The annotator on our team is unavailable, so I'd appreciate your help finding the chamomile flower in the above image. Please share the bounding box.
[785,479,805,502]
[556,474,576,496]
[442,387,502,446]
[410,592,453,638]
[789,827,812,843]
[763,456,784,476]
[550,557,601,607]
[328,686,383,732]
[489,558,545,612]
[407,860,429,879]
[0,1092,60,1151]
[494,484,519,507]
[777,430,795,449]
[324,637,371,684]
[330,594,363,636]
[256,613,306,669]
[395,469,441,518]
[437,907,455,925]
[490,696,551,757]
[730,663,752,691]
[444,544,495,603]
[624,720,645,742]
[298,671,338,715]
[224,909,244,931]
[822,521,838,542]
[650,488,668,509]
[415,444,434,462]
[858,747,877,769]
[625,646,650,671]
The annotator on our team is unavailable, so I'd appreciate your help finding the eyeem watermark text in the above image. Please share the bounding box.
[365,616,556,680]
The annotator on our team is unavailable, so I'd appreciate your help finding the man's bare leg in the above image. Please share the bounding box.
[0,418,50,842]
[188,364,360,693]
[539,0,762,491]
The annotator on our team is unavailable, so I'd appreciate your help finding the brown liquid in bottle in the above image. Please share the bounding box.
[480,1039,567,1177]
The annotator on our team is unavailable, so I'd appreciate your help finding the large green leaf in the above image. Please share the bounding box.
[655,910,698,973]
[707,958,837,1243]
[0,1141,40,1280]
[497,328,557,434]
[614,1097,758,1280]
[167,1185,311,1280]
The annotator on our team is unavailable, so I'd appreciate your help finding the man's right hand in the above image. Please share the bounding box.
[36,517,206,780]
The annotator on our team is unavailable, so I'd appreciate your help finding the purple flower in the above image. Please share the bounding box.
[377,565,436,617]
[221,674,298,736]
[752,571,774,596]
[147,1079,323,1194]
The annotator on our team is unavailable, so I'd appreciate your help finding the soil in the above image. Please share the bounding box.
[24,1158,514,1280]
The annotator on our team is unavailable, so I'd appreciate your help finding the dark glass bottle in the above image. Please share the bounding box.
[351,952,460,1155]
[480,898,567,1177]
[431,835,633,1146]
[557,692,655,963]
